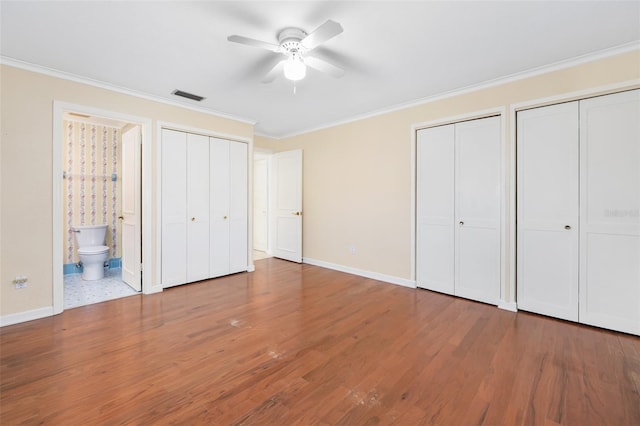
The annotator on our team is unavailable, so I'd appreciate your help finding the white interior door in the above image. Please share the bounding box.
[271,149,303,262]
[416,124,455,294]
[579,89,640,335]
[210,137,230,277]
[517,102,579,321]
[253,155,269,252]
[186,133,210,282]
[229,141,248,273]
[121,125,142,291]
[161,129,187,287]
[455,117,501,305]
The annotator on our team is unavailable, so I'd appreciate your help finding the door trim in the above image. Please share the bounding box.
[52,101,156,315]
[411,106,507,305]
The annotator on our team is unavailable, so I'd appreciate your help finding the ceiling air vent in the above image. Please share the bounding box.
[172,90,205,102]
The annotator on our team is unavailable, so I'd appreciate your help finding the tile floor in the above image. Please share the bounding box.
[64,267,139,309]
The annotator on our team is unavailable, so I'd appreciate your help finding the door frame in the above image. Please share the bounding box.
[52,101,156,315]
[509,79,640,312]
[156,121,254,285]
[411,106,508,308]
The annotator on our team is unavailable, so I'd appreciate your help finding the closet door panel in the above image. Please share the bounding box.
[229,141,248,273]
[416,125,455,294]
[210,137,231,277]
[161,129,187,286]
[580,89,640,335]
[516,102,579,321]
[186,133,210,282]
[455,116,501,305]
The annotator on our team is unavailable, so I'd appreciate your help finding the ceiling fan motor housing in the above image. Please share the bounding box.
[278,27,307,56]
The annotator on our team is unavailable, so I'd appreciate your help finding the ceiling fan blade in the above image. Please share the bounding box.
[227,35,281,53]
[300,20,343,51]
[262,60,285,83]
[304,56,345,78]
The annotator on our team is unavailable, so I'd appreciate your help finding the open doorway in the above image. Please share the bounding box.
[52,102,155,314]
[253,150,271,261]
[60,113,140,308]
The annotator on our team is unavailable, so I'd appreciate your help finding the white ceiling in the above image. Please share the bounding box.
[1,1,639,138]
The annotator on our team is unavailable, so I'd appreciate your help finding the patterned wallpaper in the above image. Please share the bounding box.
[63,120,122,264]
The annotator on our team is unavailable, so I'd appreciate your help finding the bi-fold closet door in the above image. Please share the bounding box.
[161,129,248,288]
[517,89,639,335]
[417,115,501,306]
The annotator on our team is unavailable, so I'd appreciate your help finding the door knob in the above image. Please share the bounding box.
[118,216,124,220]
[191,217,195,222]
[564,225,571,230]
[293,211,301,216]
[224,216,228,219]
[459,221,464,226]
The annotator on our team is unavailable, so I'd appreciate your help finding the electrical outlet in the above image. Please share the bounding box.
[350,246,356,255]
[15,282,27,289]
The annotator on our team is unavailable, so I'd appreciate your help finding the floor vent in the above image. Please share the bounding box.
[172,90,205,102]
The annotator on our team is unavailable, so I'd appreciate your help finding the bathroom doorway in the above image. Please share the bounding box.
[52,102,153,313]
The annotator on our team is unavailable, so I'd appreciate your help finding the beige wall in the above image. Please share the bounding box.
[254,135,279,151]
[0,65,253,317]
[2,50,638,321]
[272,51,640,300]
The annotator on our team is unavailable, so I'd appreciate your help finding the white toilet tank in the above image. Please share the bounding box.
[73,224,108,247]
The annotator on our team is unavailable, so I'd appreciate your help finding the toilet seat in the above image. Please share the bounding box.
[77,245,109,255]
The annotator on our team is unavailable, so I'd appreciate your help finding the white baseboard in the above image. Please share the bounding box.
[498,301,518,312]
[247,265,256,272]
[302,257,416,289]
[0,306,54,327]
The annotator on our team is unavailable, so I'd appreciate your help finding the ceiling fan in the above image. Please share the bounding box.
[227,20,345,83]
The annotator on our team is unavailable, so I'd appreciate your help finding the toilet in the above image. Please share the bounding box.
[73,224,110,280]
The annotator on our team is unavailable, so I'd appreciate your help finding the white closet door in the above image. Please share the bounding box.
[161,129,187,286]
[229,141,248,273]
[517,102,579,321]
[210,137,230,277]
[186,133,210,282]
[579,89,640,335]
[455,117,501,305]
[416,124,455,295]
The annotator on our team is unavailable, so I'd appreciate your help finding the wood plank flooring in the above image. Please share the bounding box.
[1,258,639,425]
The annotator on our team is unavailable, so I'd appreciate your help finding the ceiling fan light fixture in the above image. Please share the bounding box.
[284,56,306,81]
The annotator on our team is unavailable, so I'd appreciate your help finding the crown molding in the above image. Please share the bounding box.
[3,40,638,140]
[271,41,640,140]
[0,56,257,126]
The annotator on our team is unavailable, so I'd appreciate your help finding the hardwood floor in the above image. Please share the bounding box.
[1,258,639,425]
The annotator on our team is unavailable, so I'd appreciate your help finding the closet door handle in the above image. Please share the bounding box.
[459,221,464,226]
[224,216,228,219]
[191,217,196,222]
[564,225,571,230]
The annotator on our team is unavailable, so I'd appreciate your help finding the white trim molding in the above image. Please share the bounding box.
[1,56,257,126]
[271,42,640,139]
[0,307,54,327]
[303,257,416,289]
